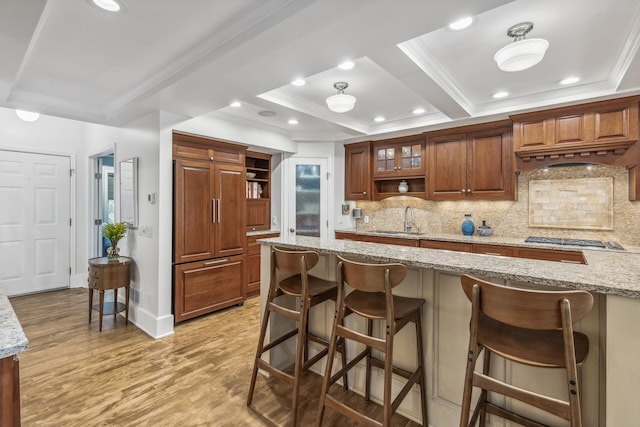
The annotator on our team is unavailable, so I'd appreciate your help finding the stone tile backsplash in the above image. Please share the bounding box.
[353,164,640,245]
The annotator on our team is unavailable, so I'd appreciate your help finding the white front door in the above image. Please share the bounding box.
[287,156,329,239]
[0,150,71,296]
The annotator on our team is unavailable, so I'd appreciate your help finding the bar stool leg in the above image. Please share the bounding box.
[478,350,491,426]
[291,296,310,426]
[365,317,373,401]
[415,311,428,426]
[247,300,273,406]
[316,302,342,427]
[383,324,394,426]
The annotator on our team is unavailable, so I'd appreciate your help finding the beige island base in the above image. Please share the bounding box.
[257,236,640,427]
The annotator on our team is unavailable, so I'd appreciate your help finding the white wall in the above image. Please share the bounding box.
[0,107,120,286]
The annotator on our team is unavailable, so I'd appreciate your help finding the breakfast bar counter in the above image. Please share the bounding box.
[258,235,640,426]
[0,290,28,426]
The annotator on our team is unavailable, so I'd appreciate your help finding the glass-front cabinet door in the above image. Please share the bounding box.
[373,137,425,178]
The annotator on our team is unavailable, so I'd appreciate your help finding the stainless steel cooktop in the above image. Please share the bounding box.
[525,236,624,250]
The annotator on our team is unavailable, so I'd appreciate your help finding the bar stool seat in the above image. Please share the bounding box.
[317,256,428,427]
[247,246,347,426]
[345,291,425,320]
[279,274,337,297]
[459,274,593,427]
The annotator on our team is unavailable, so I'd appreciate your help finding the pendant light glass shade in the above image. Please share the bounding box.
[494,38,549,72]
[494,22,549,72]
[326,82,356,113]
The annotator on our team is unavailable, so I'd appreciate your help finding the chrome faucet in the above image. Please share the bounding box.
[404,206,415,232]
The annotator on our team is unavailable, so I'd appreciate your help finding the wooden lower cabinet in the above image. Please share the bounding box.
[0,356,21,427]
[246,233,280,298]
[473,243,516,257]
[174,255,245,322]
[516,247,585,264]
[357,234,419,247]
[420,239,473,252]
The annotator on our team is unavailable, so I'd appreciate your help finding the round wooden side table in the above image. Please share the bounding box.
[88,256,132,331]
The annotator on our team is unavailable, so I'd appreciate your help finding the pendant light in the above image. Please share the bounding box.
[326,82,356,113]
[494,22,549,72]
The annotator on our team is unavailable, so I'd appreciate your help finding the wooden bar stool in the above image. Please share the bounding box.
[317,256,428,427]
[459,274,593,427]
[247,246,347,426]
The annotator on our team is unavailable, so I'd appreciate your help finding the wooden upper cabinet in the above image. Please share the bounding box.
[467,127,513,199]
[173,131,245,165]
[428,133,467,199]
[344,141,371,200]
[427,123,513,200]
[512,96,640,161]
[372,136,425,178]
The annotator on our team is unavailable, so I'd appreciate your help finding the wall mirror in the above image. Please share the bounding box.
[119,157,138,228]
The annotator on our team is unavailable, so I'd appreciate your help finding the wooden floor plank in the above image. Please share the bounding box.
[9,289,420,426]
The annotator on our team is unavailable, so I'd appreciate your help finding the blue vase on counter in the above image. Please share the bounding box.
[461,214,475,236]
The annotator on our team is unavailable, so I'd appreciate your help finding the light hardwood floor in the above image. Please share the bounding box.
[9,289,419,426]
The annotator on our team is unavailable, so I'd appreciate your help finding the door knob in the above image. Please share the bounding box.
[289,228,296,233]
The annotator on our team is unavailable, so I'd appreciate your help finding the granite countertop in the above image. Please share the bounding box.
[334,228,640,254]
[247,229,281,237]
[0,290,29,359]
[259,235,640,299]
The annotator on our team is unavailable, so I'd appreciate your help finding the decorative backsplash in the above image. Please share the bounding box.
[350,164,640,245]
[528,177,613,230]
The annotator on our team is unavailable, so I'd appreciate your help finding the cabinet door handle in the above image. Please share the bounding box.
[467,188,471,193]
[204,258,228,265]
[363,191,367,195]
[211,199,216,223]
[217,199,221,223]
[461,189,466,193]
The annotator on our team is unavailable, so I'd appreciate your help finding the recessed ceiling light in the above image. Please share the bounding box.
[492,91,509,99]
[16,109,40,122]
[287,119,299,125]
[230,101,241,108]
[291,78,306,86]
[560,76,580,85]
[92,0,122,12]
[373,116,385,122]
[338,60,355,70]
[449,16,473,31]
[412,107,426,115]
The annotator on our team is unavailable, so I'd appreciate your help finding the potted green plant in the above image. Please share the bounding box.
[102,222,127,261]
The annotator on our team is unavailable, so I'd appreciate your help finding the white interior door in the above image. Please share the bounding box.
[287,157,328,238]
[0,150,71,296]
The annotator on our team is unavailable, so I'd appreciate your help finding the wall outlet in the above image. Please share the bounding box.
[272,216,277,225]
[364,215,370,224]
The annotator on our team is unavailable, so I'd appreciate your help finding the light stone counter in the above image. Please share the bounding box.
[261,235,640,298]
[0,290,28,359]
[258,236,640,426]
[247,229,280,237]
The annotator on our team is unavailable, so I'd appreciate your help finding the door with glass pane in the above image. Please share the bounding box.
[287,157,328,238]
